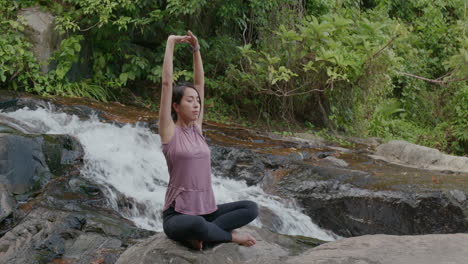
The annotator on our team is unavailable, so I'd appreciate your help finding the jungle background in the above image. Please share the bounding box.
[1,0,467,155]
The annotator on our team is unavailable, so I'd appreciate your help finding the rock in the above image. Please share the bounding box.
[116,226,320,264]
[345,136,382,148]
[257,207,284,233]
[0,96,52,114]
[211,146,267,185]
[0,94,108,123]
[0,133,52,194]
[42,134,84,176]
[18,7,61,73]
[0,183,15,222]
[210,145,313,186]
[289,133,327,147]
[285,233,468,264]
[328,146,353,153]
[450,190,466,204]
[0,207,147,264]
[0,132,83,195]
[278,164,468,237]
[323,156,349,167]
[0,115,37,134]
[373,140,468,173]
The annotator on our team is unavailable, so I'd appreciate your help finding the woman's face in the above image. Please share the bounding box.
[173,87,200,122]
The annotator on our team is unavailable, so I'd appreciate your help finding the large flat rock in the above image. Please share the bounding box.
[372,140,468,173]
[285,233,468,264]
[116,226,320,264]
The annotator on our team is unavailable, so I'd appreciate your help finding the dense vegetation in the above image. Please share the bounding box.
[1,0,467,154]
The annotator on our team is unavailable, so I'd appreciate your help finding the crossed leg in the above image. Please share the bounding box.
[204,200,259,230]
[162,200,259,250]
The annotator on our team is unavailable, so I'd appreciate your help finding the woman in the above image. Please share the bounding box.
[159,31,258,251]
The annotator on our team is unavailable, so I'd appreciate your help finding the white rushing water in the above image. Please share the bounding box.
[2,107,339,241]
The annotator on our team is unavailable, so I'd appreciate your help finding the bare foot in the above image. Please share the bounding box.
[231,231,256,247]
[185,239,203,251]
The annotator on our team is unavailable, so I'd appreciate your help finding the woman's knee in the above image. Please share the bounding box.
[164,216,206,240]
[242,200,259,220]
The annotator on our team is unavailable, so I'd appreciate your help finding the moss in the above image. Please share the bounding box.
[42,135,66,176]
[291,235,326,247]
[0,124,17,133]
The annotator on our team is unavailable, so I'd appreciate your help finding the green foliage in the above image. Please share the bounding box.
[450,85,468,153]
[166,0,207,16]
[0,0,40,91]
[314,129,354,147]
[0,0,114,101]
[229,8,401,127]
[51,35,83,80]
[0,0,466,155]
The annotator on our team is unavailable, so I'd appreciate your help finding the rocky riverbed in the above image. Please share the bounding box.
[0,91,467,263]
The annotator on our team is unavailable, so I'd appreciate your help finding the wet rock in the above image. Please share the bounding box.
[0,132,83,195]
[0,116,36,134]
[0,183,15,222]
[0,207,150,264]
[284,233,468,264]
[210,145,311,186]
[0,133,52,194]
[323,156,349,167]
[42,134,84,176]
[450,190,466,204]
[0,97,51,113]
[373,140,468,173]
[0,97,108,124]
[279,164,468,237]
[257,206,284,232]
[289,133,327,147]
[211,146,267,185]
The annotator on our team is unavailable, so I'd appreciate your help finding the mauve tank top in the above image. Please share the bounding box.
[162,124,217,215]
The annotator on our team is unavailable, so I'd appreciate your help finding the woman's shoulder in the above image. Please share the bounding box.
[161,126,179,147]
[193,122,203,135]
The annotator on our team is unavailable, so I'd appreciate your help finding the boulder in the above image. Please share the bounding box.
[0,133,52,194]
[285,233,468,264]
[278,164,468,237]
[0,183,15,223]
[116,226,321,264]
[18,7,61,73]
[0,207,153,264]
[0,132,83,195]
[323,156,349,167]
[211,146,267,185]
[373,140,468,173]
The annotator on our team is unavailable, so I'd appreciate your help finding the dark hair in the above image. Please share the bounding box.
[171,81,201,121]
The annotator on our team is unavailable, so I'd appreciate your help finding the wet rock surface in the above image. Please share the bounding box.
[0,130,155,263]
[0,207,153,264]
[0,183,15,223]
[278,163,467,236]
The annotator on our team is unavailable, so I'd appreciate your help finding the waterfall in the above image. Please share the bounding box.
[2,107,339,241]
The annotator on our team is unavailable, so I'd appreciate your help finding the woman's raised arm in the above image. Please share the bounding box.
[159,35,189,144]
[187,31,205,130]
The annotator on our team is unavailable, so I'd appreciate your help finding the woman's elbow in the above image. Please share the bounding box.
[161,81,171,89]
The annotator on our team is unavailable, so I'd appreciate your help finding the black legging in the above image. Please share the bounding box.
[162,200,258,243]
